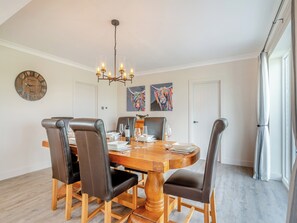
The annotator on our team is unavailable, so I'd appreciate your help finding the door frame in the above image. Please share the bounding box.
[188,79,222,161]
[281,51,293,189]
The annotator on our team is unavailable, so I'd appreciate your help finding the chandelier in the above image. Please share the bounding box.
[96,19,134,85]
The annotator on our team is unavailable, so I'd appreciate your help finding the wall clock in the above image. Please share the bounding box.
[15,70,47,101]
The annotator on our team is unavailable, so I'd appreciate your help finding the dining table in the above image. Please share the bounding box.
[42,139,200,223]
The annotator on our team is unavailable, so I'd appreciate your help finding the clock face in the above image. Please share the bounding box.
[15,70,47,101]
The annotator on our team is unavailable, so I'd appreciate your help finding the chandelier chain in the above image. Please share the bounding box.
[114,24,117,77]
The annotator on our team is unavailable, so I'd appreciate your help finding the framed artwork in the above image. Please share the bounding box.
[150,82,173,111]
[127,86,145,111]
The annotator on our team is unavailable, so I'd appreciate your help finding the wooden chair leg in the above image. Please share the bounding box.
[104,201,112,223]
[51,179,58,210]
[204,203,210,223]
[65,184,73,220]
[177,197,182,212]
[81,193,89,223]
[210,191,217,223]
[132,186,138,209]
[164,194,170,223]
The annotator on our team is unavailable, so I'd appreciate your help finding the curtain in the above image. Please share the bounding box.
[287,0,297,222]
[253,52,271,181]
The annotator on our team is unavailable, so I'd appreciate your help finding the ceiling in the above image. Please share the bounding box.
[0,0,281,74]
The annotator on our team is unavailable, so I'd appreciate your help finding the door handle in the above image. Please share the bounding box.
[193,121,199,124]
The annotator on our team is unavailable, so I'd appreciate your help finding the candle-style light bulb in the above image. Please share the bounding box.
[102,63,105,68]
[123,72,127,80]
[108,72,112,78]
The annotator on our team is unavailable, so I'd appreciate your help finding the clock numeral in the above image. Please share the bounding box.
[38,76,44,82]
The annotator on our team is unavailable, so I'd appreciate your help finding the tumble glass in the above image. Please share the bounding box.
[119,124,124,139]
[143,126,148,136]
[134,128,141,142]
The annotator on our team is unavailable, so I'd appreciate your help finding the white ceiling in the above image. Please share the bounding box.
[0,0,281,74]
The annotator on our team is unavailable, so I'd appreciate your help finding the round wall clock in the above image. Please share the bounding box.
[15,70,47,101]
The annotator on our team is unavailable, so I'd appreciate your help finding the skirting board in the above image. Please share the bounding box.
[221,158,253,168]
[270,173,282,181]
[0,161,51,181]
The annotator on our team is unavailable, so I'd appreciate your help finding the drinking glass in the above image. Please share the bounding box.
[143,126,148,136]
[134,128,141,142]
[166,125,172,140]
[119,124,124,139]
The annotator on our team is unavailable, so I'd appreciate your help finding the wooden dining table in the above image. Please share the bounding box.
[42,139,200,223]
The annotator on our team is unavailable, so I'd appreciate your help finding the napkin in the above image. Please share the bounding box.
[137,135,155,142]
[169,143,196,154]
[106,132,120,141]
[108,141,130,151]
[68,137,76,145]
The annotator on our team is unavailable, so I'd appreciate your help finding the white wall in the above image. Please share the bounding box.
[117,59,258,167]
[269,58,283,180]
[0,45,117,180]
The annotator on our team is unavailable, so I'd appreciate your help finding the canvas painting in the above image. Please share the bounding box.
[127,86,145,111]
[150,83,173,111]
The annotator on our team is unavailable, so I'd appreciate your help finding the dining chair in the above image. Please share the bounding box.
[116,116,136,137]
[41,118,81,220]
[69,118,138,223]
[163,118,228,223]
[144,117,166,140]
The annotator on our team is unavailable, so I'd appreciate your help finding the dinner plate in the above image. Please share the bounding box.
[108,141,128,149]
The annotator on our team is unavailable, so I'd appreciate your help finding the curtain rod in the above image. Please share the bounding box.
[262,0,285,52]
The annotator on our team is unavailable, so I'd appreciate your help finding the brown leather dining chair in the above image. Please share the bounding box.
[144,117,166,140]
[69,118,138,223]
[163,118,228,223]
[41,118,81,220]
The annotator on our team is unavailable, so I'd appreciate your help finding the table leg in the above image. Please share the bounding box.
[129,171,169,223]
[144,171,164,212]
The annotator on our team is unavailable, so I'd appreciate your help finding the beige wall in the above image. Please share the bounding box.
[117,58,258,167]
[0,45,117,180]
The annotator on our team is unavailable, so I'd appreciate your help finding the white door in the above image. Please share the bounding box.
[189,81,220,160]
[74,82,98,118]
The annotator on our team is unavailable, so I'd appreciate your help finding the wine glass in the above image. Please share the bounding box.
[166,125,172,140]
[134,128,141,142]
[143,126,148,137]
[119,124,124,139]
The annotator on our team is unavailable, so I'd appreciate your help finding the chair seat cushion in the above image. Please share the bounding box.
[163,169,204,202]
[111,169,138,198]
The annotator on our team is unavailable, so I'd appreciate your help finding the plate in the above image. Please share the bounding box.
[108,141,128,149]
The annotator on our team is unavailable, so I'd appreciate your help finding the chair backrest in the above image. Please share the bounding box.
[51,117,73,132]
[41,118,77,184]
[116,117,136,137]
[69,118,113,201]
[144,117,166,140]
[202,118,228,202]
